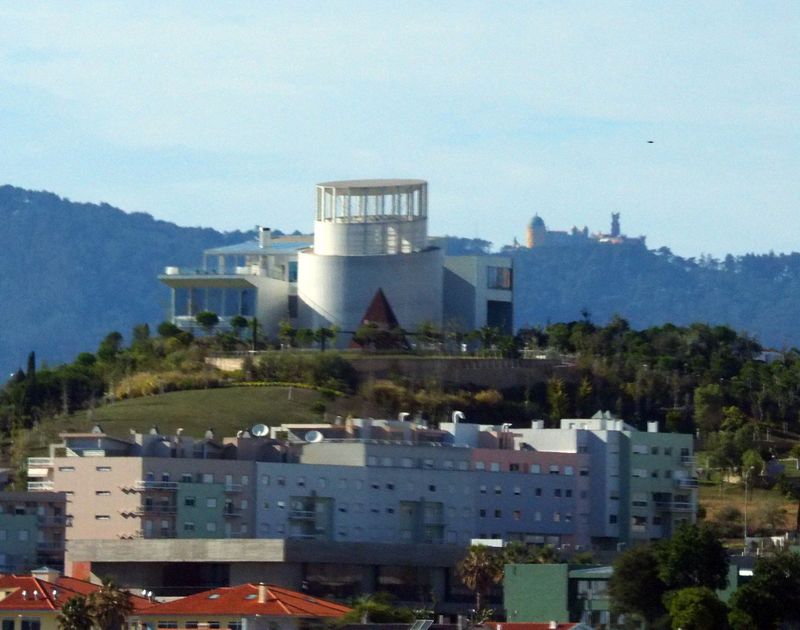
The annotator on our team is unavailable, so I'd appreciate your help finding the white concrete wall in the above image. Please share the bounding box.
[297,247,444,338]
[313,218,428,256]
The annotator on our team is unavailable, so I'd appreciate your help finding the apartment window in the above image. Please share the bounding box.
[95,491,111,496]
[423,459,435,469]
[206,498,217,508]
[664,447,673,456]
[96,466,111,472]
[21,621,42,630]
[535,488,542,497]
[632,469,647,478]
[228,622,243,630]
[181,473,193,483]
[386,483,395,490]
[475,462,485,471]
[381,457,393,467]
[401,457,414,468]
[58,466,75,472]
[93,516,109,522]
[367,456,377,466]
[241,475,249,486]
[277,477,286,486]
[554,489,561,497]
[206,522,217,533]
[457,461,469,471]
[513,510,521,521]
[428,484,436,492]
[185,624,199,629]
[297,477,306,487]
[651,470,660,479]
[565,513,573,523]
[184,522,195,532]
[277,501,285,509]
[479,485,487,494]
[664,469,673,479]
[161,473,170,482]
[487,266,512,290]
[549,465,560,475]
[651,446,659,455]
[509,463,520,472]
[564,466,574,476]
[513,486,521,495]
[157,622,178,629]
[338,506,348,513]
[443,460,454,470]
[609,514,618,524]
[479,509,487,518]
[490,462,500,472]
[386,508,394,514]
[185,496,196,507]
[371,483,380,490]
[494,510,502,518]
[534,511,542,522]
[241,499,248,510]
[553,512,561,522]
[565,489,573,498]
[18,530,29,542]
[202,474,214,484]
[3,621,14,630]
[579,468,589,477]
[494,485,502,495]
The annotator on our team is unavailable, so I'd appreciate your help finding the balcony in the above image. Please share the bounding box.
[288,510,316,521]
[675,478,699,489]
[27,457,53,469]
[37,516,71,527]
[680,455,696,466]
[223,508,242,518]
[27,481,55,491]
[136,505,177,515]
[655,501,695,512]
[133,481,178,491]
[223,484,242,494]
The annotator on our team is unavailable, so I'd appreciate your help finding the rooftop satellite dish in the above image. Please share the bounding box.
[252,424,269,437]
[305,430,324,443]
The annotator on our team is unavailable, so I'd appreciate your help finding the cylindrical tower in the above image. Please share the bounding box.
[298,179,443,338]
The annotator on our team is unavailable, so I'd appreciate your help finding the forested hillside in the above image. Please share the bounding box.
[511,245,800,350]
[0,186,249,374]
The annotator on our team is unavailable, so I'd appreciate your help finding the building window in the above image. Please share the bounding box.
[386,483,395,490]
[206,522,217,533]
[184,522,195,532]
[185,496,196,507]
[241,499,248,510]
[277,501,285,509]
[565,489,573,498]
[423,459,434,469]
[487,266,512,290]
[651,470,660,478]
[96,466,111,472]
[475,462,485,471]
[18,530,29,541]
[494,510,502,518]
[535,488,542,496]
[58,466,75,472]
[206,498,217,508]
[381,457,392,467]
[241,475,249,486]
[494,486,502,495]
[157,622,178,629]
[564,466,574,476]
[513,486,521,495]
[277,477,286,486]
[490,462,500,472]
[443,460,454,470]
[651,446,659,455]
[609,514,618,524]
[202,474,214,484]
[297,477,306,487]
[93,516,109,522]
[181,473,193,483]
[367,456,378,466]
[21,621,41,630]
[554,489,561,497]
[549,465,560,475]
[401,458,414,468]
[579,468,589,476]
[553,512,561,522]
[509,463,520,472]
[457,461,469,471]
[513,510,521,521]
[428,485,436,492]
[534,511,542,522]
[479,509,487,518]
[95,491,111,496]
[664,447,673,456]
[565,513,573,523]
[261,474,270,486]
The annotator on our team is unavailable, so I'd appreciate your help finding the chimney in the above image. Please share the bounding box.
[258,227,272,249]
[258,582,268,604]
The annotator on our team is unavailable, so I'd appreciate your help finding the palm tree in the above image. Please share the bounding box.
[457,544,504,613]
[87,577,134,630]
[57,595,94,630]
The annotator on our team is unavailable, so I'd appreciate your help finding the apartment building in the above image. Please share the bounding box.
[0,492,67,572]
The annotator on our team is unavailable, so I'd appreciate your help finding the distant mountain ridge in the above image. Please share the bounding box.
[0,185,250,374]
[1,185,799,376]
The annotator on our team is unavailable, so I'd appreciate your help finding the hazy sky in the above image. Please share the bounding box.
[1,2,798,257]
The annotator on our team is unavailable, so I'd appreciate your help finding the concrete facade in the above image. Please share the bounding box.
[0,492,67,572]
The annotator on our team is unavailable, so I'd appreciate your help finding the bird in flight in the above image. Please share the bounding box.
[647,140,654,144]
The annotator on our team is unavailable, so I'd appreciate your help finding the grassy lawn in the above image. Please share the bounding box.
[20,386,366,457]
[699,481,796,534]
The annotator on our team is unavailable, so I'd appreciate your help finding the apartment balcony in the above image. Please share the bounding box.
[680,455,696,467]
[37,515,71,527]
[655,501,695,512]
[288,509,316,521]
[675,478,699,489]
[136,505,178,515]
[133,481,178,492]
[223,508,242,518]
[27,457,53,472]
[27,481,55,491]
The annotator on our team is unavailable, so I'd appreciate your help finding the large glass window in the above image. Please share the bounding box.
[487,266,512,290]
[304,564,366,599]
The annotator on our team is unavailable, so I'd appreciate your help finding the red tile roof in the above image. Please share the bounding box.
[0,575,151,612]
[139,583,351,618]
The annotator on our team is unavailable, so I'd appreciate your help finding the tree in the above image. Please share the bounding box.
[97,331,123,362]
[195,311,220,336]
[296,328,315,348]
[728,551,800,629]
[609,544,666,625]
[230,315,248,339]
[157,321,182,338]
[314,326,337,352]
[694,383,724,435]
[457,544,503,612]
[87,577,133,630]
[278,320,296,347]
[339,593,416,624]
[666,587,728,630]
[546,377,569,424]
[57,595,94,630]
[656,523,728,591]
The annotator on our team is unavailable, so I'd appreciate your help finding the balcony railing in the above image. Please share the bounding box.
[27,481,55,491]
[37,516,70,527]
[655,501,695,512]
[680,455,696,466]
[27,457,53,468]
[675,478,699,488]
[223,508,242,518]
[133,481,178,491]
[137,505,177,515]
[288,510,316,520]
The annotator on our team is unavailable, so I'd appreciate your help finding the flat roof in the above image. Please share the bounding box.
[316,179,426,189]
[204,238,312,257]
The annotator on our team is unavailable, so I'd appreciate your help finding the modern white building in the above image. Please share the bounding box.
[160,179,513,343]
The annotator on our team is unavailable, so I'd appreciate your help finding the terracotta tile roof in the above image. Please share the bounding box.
[139,583,351,618]
[0,575,151,612]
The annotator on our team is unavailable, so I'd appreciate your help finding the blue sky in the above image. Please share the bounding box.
[1,2,798,256]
